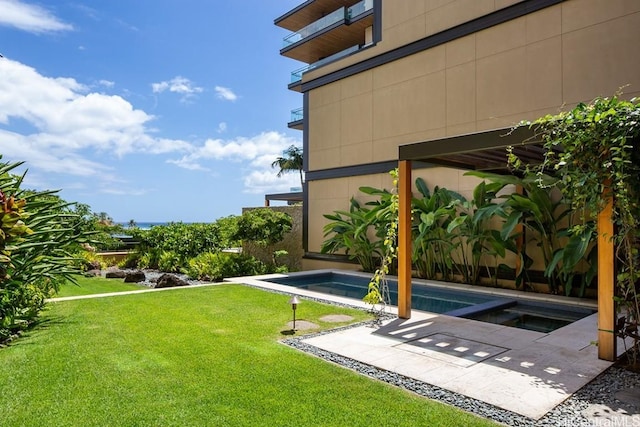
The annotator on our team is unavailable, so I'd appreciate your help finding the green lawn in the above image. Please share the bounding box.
[2,283,498,426]
[55,275,147,297]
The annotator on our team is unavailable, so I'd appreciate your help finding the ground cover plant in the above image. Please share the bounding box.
[0,283,497,427]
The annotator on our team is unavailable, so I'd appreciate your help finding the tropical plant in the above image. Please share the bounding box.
[467,171,596,294]
[446,180,510,286]
[321,196,388,273]
[158,250,183,273]
[0,158,87,343]
[271,145,304,189]
[411,179,461,281]
[185,252,269,281]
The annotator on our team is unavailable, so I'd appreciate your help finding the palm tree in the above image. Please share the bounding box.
[271,145,304,190]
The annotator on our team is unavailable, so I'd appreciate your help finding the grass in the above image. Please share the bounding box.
[1,281,498,426]
[55,275,146,297]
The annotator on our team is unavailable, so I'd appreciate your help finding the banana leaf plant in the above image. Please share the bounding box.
[411,178,461,281]
[446,180,511,286]
[466,171,596,295]
[321,186,394,273]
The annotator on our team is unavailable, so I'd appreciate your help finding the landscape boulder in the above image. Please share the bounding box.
[155,274,190,288]
[105,270,126,279]
[124,270,146,283]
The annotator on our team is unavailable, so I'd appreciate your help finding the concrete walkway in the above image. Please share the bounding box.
[304,311,609,419]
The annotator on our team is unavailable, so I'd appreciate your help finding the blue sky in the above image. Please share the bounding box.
[0,0,305,222]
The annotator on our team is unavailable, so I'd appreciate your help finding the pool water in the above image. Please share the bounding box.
[265,272,595,333]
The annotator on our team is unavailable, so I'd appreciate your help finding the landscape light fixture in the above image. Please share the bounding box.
[288,295,300,331]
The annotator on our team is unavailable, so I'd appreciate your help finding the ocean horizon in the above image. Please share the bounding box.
[116,221,175,230]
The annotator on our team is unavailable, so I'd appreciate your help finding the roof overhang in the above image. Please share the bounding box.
[398,126,545,172]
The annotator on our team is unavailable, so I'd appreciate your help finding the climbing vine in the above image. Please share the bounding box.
[363,169,399,315]
[510,94,640,362]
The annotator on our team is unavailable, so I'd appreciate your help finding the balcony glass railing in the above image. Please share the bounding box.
[283,7,346,48]
[290,44,361,83]
[347,0,374,20]
[290,107,304,122]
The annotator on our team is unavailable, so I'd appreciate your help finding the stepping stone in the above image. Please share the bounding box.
[287,320,319,330]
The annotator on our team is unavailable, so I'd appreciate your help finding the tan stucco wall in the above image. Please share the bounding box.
[304,0,527,81]
[307,0,640,171]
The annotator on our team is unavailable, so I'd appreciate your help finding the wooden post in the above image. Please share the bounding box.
[265,199,270,207]
[597,182,616,361]
[398,160,412,319]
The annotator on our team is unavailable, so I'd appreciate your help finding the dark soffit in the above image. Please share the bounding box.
[398,127,546,172]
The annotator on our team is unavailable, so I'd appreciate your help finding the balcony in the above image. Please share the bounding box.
[279,0,374,64]
[275,0,356,31]
[290,44,360,88]
[288,107,304,130]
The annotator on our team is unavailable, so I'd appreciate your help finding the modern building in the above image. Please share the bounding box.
[276,0,640,361]
[275,0,640,278]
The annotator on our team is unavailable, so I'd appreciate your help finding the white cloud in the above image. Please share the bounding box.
[243,170,299,194]
[217,122,227,133]
[0,58,193,180]
[214,86,238,102]
[0,58,300,196]
[0,0,73,33]
[152,76,203,102]
[169,131,302,192]
[101,187,149,196]
[98,79,115,88]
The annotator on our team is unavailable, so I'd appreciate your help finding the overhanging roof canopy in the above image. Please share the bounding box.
[398,127,546,172]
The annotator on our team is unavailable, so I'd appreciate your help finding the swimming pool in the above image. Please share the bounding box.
[264,271,596,333]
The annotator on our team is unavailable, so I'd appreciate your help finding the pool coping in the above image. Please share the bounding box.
[228,268,599,311]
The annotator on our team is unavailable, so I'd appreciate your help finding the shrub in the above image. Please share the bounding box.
[234,209,292,248]
[186,252,268,281]
[77,251,108,271]
[0,158,87,343]
[118,252,141,269]
[133,222,227,261]
[158,250,183,273]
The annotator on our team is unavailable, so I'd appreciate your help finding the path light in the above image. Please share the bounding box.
[288,295,300,331]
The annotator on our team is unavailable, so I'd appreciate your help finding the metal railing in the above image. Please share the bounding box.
[290,107,304,122]
[290,44,361,83]
[283,7,346,48]
[347,0,374,20]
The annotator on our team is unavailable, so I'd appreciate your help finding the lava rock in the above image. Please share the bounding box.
[105,270,126,279]
[155,273,190,288]
[124,270,146,283]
